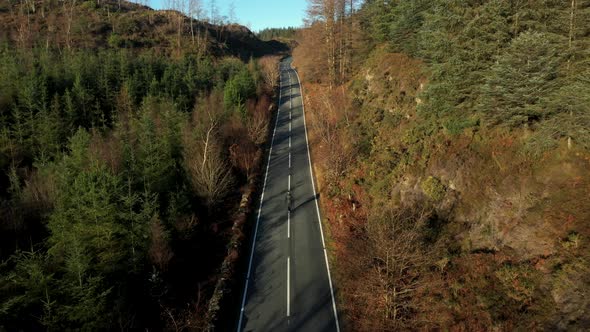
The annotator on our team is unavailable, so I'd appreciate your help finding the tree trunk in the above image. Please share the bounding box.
[338,0,345,83]
[201,125,213,172]
[346,0,354,79]
[325,1,336,89]
[569,0,576,48]
[64,0,76,50]
[177,16,182,50]
[567,0,576,71]
[190,17,195,45]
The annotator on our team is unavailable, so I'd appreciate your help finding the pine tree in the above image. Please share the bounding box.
[481,31,562,126]
[34,94,62,162]
[224,68,256,114]
[72,73,92,128]
[136,99,176,194]
[12,72,42,153]
[418,0,514,120]
[61,90,76,136]
[0,250,54,325]
[120,183,157,272]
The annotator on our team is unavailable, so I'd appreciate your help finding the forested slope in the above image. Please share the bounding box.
[0,0,283,330]
[0,0,287,58]
[294,0,590,330]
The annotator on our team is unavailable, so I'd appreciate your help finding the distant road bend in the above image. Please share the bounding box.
[236,57,340,332]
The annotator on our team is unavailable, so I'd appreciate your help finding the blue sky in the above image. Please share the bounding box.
[148,0,307,32]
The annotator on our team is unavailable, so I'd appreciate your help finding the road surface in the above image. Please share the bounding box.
[236,57,340,332]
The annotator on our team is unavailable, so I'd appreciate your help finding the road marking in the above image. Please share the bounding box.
[287,68,292,320]
[294,68,341,332]
[287,256,291,317]
[237,64,284,332]
[288,172,291,239]
[289,72,293,110]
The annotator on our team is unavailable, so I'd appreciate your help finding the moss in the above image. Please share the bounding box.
[421,176,446,201]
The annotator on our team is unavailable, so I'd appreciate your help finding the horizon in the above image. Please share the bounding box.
[144,0,307,32]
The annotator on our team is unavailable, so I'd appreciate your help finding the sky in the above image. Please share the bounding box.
[149,0,307,32]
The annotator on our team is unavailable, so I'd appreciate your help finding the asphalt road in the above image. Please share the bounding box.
[236,57,340,332]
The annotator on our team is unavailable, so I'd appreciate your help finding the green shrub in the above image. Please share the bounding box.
[224,68,256,114]
[495,264,538,307]
[118,18,141,35]
[80,1,98,10]
[562,232,581,249]
[218,57,246,82]
[443,116,479,135]
[421,176,446,201]
[107,34,124,48]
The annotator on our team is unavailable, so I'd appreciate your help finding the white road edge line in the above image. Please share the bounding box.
[287,256,291,317]
[236,65,283,332]
[288,172,291,240]
[287,71,292,317]
[293,68,341,332]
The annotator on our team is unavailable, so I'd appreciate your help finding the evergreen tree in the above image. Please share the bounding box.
[136,99,177,194]
[71,73,92,128]
[34,94,63,162]
[224,68,256,114]
[0,250,54,326]
[481,31,562,126]
[0,36,268,330]
[418,0,514,119]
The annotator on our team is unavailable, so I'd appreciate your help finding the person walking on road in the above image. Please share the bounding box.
[286,190,292,213]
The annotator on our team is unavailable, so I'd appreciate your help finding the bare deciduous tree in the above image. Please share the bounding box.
[184,137,233,208]
[258,56,281,91]
[310,89,338,145]
[149,216,174,271]
[245,98,271,145]
[343,206,437,330]
[170,0,186,50]
[187,0,204,47]
[305,0,357,85]
[16,0,33,48]
[63,0,77,50]
[209,0,219,25]
[183,94,233,208]
[307,0,337,88]
[229,141,259,181]
[227,0,236,24]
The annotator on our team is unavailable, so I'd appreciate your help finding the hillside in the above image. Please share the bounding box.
[0,0,284,330]
[0,0,288,58]
[294,0,590,330]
